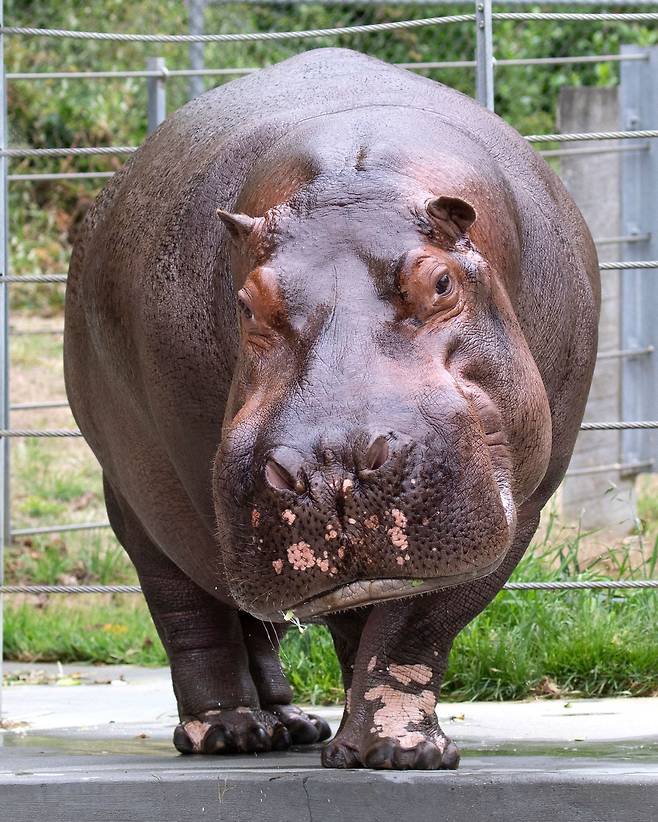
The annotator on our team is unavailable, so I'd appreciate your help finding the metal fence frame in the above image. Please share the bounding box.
[0,4,658,705]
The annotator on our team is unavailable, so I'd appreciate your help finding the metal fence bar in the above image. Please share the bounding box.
[1,146,135,158]
[0,15,476,43]
[10,400,69,411]
[600,260,658,270]
[2,422,658,439]
[4,53,650,82]
[0,275,67,283]
[565,460,653,478]
[596,346,654,361]
[6,129,655,168]
[11,521,110,537]
[526,129,658,143]
[475,0,494,111]
[0,0,7,719]
[1,578,657,595]
[2,13,658,44]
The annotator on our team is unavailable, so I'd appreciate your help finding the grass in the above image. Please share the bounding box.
[4,507,658,703]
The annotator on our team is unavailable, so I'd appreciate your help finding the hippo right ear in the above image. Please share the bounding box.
[426,196,477,240]
[216,209,259,243]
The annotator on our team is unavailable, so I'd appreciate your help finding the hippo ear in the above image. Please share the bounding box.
[426,196,477,239]
[216,209,259,242]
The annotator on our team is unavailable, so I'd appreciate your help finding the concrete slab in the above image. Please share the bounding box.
[1,664,658,821]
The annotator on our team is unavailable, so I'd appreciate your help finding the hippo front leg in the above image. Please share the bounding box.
[323,511,540,770]
[323,599,460,770]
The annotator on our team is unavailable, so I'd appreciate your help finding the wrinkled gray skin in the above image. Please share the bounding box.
[65,48,599,770]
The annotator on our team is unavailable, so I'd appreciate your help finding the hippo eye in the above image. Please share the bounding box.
[238,299,253,320]
[237,289,254,321]
[435,272,452,296]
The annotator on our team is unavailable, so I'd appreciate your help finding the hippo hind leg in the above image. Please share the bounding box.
[240,613,332,745]
[103,476,324,754]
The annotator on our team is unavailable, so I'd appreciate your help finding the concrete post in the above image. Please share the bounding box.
[557,87,637,535]
[620,46,658,479]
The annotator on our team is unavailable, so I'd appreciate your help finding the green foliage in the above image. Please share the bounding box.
[4,531,658,702]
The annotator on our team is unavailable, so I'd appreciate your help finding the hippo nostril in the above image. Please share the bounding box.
[265,458,301,494]
[363,436,390,472]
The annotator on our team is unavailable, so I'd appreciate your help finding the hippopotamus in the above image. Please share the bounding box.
[64,47,599,770]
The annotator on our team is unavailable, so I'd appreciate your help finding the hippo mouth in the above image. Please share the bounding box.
[281,554,505,621]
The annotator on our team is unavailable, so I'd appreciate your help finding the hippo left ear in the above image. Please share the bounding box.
[426,196,477,239]
[216,209,259,243]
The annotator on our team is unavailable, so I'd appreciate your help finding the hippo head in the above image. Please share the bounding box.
[213,135,552,622]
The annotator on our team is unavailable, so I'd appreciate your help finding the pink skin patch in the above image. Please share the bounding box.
[182,720,212,751]
[367,655,378,673]
[364,515,379,531]
[388,526,409,551]
[364,685,438,749]
[272,559,284,575]
[281,509,296,525]
[317,558,330,572]
[325,523,338,541]
[342,478,354,495]
[388,663,433,686]
[287,542,316,571]
[391,508,408,529]
[251,509,260,528]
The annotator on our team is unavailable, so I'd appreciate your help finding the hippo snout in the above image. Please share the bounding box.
[215,423,515,621]
[264,433,393,496]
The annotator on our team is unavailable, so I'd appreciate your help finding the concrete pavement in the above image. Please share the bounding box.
[1,663,657,821]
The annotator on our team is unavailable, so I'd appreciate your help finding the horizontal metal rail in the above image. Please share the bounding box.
[493,12,658,24]
[1,146,135,158]
[11,521,110,537]
[565,460,653,478]
[2,421,658,438]
[10,400,69,411]
[580,421,658,431]
[0,429,82,437]
[4,53,651,83]
[1,578,657,595]
[2,13,658,46]
[0,275,67,283]
[597,346,654,361]
[5,130,655,182]
[5,260,657,282]
[0,15,475,44]
[599,260,658,270]
[595,234,651,246]
[526,129,658,143]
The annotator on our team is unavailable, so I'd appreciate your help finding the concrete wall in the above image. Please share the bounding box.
[557,87,637,535]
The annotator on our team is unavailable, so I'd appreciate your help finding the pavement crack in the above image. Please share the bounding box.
[301,774,314,822]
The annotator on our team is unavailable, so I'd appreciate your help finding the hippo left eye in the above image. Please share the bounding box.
[435,272,452,296]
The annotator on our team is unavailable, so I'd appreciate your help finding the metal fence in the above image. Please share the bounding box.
[0,2,657,617]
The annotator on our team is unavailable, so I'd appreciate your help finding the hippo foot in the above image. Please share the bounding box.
[321,728,460,770]
[174,705,331,755]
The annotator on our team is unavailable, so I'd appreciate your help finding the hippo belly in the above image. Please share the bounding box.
[64,47,599,769]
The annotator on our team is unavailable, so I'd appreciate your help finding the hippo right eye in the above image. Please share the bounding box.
[238,297,253,320]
